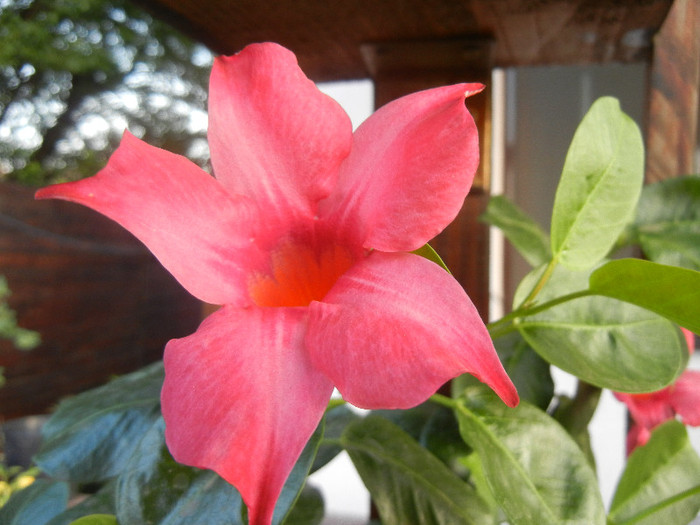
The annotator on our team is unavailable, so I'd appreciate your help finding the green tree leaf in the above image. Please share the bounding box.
[550,97,644,270]
[609,421,700,525]
[590,258,700,334]
[35,361,164,483]
[632,175,700,271]
[342,415,495,525]
[480,195,551,267]
[0,479,69,525]
[68,515,118,525]
[454,389,605,525]
[515,264,687,392]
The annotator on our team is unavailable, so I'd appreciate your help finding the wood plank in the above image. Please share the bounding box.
[645,0,700,182]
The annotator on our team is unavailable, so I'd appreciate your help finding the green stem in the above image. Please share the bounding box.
[487,289,593,339]
[519,258,558,309]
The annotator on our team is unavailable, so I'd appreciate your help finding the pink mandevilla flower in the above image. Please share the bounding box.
[615,328,700,453]
[36,43,519,524]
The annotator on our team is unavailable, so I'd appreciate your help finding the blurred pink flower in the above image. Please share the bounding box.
[36,43,518,524]
[615,328,700,453]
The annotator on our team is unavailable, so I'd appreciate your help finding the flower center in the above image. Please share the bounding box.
[249,240,355,307]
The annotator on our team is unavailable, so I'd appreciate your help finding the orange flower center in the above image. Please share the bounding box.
[249,240,355,307]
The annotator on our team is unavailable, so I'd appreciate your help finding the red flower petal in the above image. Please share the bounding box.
[319,84,482,252]
[307,251,518,409]
[208,43,353,233]
[670,370,700,426]
[161,306,334,525]
[35,131,264,306]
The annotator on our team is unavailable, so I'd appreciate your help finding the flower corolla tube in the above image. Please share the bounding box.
[36,42,518,524]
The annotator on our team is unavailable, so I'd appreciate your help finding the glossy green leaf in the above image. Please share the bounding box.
[550,97,644,270]
[36,361,164,483]
[342,415,495,525]
[116,418,244,525]
[516,264,687,392]
[632,175,700,271]
[590,258,700,334]
[480,194,551,267]
[67,515,118,525]
[0,479,69,525]
[412,243,451,273]
[609,421,700,525]
[454,389,605,525]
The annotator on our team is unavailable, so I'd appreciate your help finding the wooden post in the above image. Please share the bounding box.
[361,38,493,319]
[645,0,700,182]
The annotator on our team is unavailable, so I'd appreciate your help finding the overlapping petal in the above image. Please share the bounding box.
[35,131,263,306]
[319,84,483,252]
[306,251,518,409]
[208,43,353,231]
[161,306,334,525]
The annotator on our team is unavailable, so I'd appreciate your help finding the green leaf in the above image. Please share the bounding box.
[283,486,324,525]
[609,421,700,525]
[550,97,644,270]
[632,175,700,271]
[342,415,495,525]
[36,361,164,483]
[454,389,605,525]
[115,416,324,525]
[272,417,325,525]
[67,515,118,525]
[116,418,244,525]
[0,479,69,525]
[480,195,551,267]
[516,263,687,392]
[312,403,361,473]
[47,482,117,525]
[412,243,451,273]
[590,258,700,334]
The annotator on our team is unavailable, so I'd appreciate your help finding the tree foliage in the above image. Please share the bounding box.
[0,0,213,185]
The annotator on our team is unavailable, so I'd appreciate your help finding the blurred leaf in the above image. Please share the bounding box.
[342,415,495,525]
[632,175,700,271]
[0,479,69,525]
[590,259,700,334]
[36,361,164,483]
[480,195,551,267]
[515,264,687,392]
[67,515,118,525]
[609,421,700,525]
[455,388,605,525]
[550,97,644,270]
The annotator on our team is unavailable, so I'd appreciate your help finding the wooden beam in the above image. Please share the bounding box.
[645,0,700,182]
